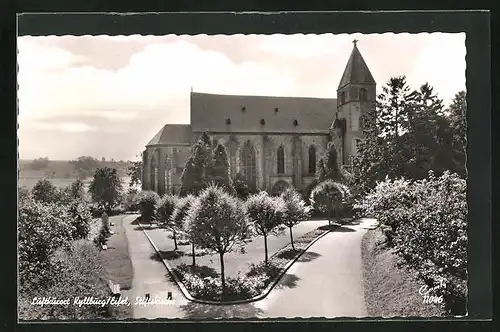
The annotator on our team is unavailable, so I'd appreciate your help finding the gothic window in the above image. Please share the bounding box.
[360,88,368,101]
[150,152,158,192]
[308,145,316,175]
[241,141,256,188]
[277,145,285,174]
[341,91,346,104]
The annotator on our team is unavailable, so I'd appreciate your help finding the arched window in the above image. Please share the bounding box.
[277,146,285,174]
[341,91,346,104]
[241,141,256,188]
[360,88,367,101]
[150,152,158,192]
[308,145,316,175]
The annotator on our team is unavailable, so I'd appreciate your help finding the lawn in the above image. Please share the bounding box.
[143,219,328,279]
[361,227,444,317]
[99,215,134,290]
[98,215,134,318]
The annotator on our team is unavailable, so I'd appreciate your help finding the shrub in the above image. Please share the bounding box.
[18,199,74,291]
[233,172,253,199]
[67,200,92,240]
[136,190,160,224]
[355,171,467,315]
[310,180,350,224]
[247,261,282,281]
[156,194,177,225]
[18,186,31,204]
[171,195,196,261]
[122,188,140,212]
[32,178,59,204]
[19,241,111,320]
[174,264,268,301]
[157,194,179,248]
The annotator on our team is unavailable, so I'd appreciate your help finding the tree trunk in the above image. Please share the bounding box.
[289,226,295,251]
[264,234,269,265]
[173,229,178,251]
[191,243,196,266]
[219,252,226,294]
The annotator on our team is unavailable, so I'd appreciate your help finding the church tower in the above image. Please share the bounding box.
[335,40,376,165]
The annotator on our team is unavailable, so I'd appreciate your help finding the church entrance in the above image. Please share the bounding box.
[241,141,257,189]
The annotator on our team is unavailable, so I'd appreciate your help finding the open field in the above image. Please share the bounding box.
[18,159,132,190]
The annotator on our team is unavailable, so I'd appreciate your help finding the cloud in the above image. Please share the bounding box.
[17,33,466,160]
[28,121,97,133]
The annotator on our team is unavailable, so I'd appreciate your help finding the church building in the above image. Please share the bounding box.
[141,42,376,195]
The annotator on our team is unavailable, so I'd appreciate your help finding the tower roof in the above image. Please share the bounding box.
[337,41,376,90]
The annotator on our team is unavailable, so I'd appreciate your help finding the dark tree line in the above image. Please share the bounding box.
[352,76,466,194]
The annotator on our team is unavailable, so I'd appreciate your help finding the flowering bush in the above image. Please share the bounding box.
[18,198,74,290]
[174,263,269,301]
[67,200,92,240]
[19,241,111,320]
[247,261,282,281]
[355,171,467,314]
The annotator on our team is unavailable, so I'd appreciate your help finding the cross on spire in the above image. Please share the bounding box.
[352,39,358,46]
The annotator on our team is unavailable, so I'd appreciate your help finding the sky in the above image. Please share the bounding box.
[17,33,466,161]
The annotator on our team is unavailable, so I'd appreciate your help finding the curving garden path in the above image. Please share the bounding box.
[122,215,378,319]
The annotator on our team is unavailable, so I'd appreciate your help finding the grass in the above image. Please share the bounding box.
[143,219,327,279]
[99,215,134,290]
[98,215,134,319]
[171,226,329,302]
[361,227,444,317]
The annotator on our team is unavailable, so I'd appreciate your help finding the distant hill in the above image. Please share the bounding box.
[18,159,132,189]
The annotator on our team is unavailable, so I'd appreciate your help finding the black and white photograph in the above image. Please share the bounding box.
[17,21,470,320]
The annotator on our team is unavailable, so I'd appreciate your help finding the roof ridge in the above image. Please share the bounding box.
[191,91,335,101]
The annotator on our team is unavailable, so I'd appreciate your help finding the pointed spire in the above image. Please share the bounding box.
[337,41,375,90]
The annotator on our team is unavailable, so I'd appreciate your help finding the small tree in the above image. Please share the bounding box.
[310,180,350,225]
[157,194,178,248]
[171,195,196,265]
[245,191,285,265]
[127,154,143,188]
[88,167,123,212]
[137,190,160,226]
[280,187,312,251]
[70,179,86,199]
[32,178,59,204]
[186,185,249,291]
